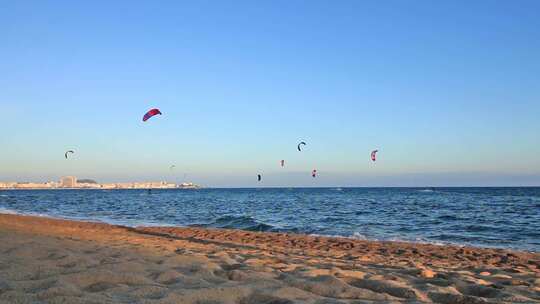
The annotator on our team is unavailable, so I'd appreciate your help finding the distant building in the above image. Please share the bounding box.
[77,179,97,184]
[17,182,54,189]
[0,178,200,190]
[60,176,77,188]
[45,181,59,188]
[179,182,200,189]
[0,182,13,189]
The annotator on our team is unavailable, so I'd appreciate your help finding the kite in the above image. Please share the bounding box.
[65,150,74,159]
[142,108,162,122]
[371,150,378,162]
[297,141,306,151]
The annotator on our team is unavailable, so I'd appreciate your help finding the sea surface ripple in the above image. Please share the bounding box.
[0,187,539,251]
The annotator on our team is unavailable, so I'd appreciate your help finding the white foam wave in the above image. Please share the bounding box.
[0,208,64,219]
[311,231,463,248]
[0,207,19,215]
[384,236,456,247]
[351,232,369,240]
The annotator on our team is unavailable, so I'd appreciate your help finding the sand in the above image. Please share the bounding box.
[0,214,538,303]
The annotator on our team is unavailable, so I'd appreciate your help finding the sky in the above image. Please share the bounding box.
[1,0,539,187]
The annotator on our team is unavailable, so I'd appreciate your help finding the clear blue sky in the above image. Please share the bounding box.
[1,0,539,187]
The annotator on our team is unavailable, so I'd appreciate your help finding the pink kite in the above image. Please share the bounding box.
[371,150,378,162]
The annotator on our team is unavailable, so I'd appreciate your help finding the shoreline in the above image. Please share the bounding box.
[0,208,536,254]
[0,206,537,254]
[1,214,539,303]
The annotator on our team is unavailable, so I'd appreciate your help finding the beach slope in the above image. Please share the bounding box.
[0,214,538,303]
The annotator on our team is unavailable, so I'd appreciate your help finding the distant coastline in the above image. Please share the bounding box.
[0,187,201,190]
[0,176,201,190]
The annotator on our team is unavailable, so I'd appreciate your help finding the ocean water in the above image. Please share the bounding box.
[0,187,539,252]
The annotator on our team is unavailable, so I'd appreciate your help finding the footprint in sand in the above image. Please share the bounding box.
[227,269,249,281]
[456,283,505,298]
[0,280,12,294]
[130,285,168,300]
[2,247,18,254]
[24,279,57,293]
[84,281,118,292]
[347,278,418,299]
[428,292,487,304]
[154,270,184,285]
[82,247,101,254]
[43,252,68,261]
[195,300,226,304]
[221,263,242,271]
[58,261,77,269]
[239,294,293,304]
[36,282,82,300]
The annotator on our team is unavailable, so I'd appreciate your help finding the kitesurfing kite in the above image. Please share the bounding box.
[297,141,306,151]
[371,150,378,162]
[170,165,176,171]
[257,174,262,182]
[312,169,317,178]
[142,108,162,122]
[65,150,74,159]
[280,160,285,167]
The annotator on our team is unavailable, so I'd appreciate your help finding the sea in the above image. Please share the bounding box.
[1,187,539,252]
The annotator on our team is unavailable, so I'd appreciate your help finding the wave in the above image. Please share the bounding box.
[385,236,451,247]
[350,232,368,240]
[315,232,455,248]
[0,207,19,215]
[0,208,54,219]
[193,215,276,232]
[463,224,494,232]
[437,215,460,221]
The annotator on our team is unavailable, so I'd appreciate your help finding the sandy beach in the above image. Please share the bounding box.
[0,214,538,304]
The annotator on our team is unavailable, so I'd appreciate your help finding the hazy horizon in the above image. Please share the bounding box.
[3,171,539,188]
[1,1,539,187]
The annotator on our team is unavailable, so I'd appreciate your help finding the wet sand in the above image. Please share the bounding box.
[0,214,538,303]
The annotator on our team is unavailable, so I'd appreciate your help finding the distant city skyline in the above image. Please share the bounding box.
[1,171,539,188]
[1,1,539,187]
[0,176,199,189]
